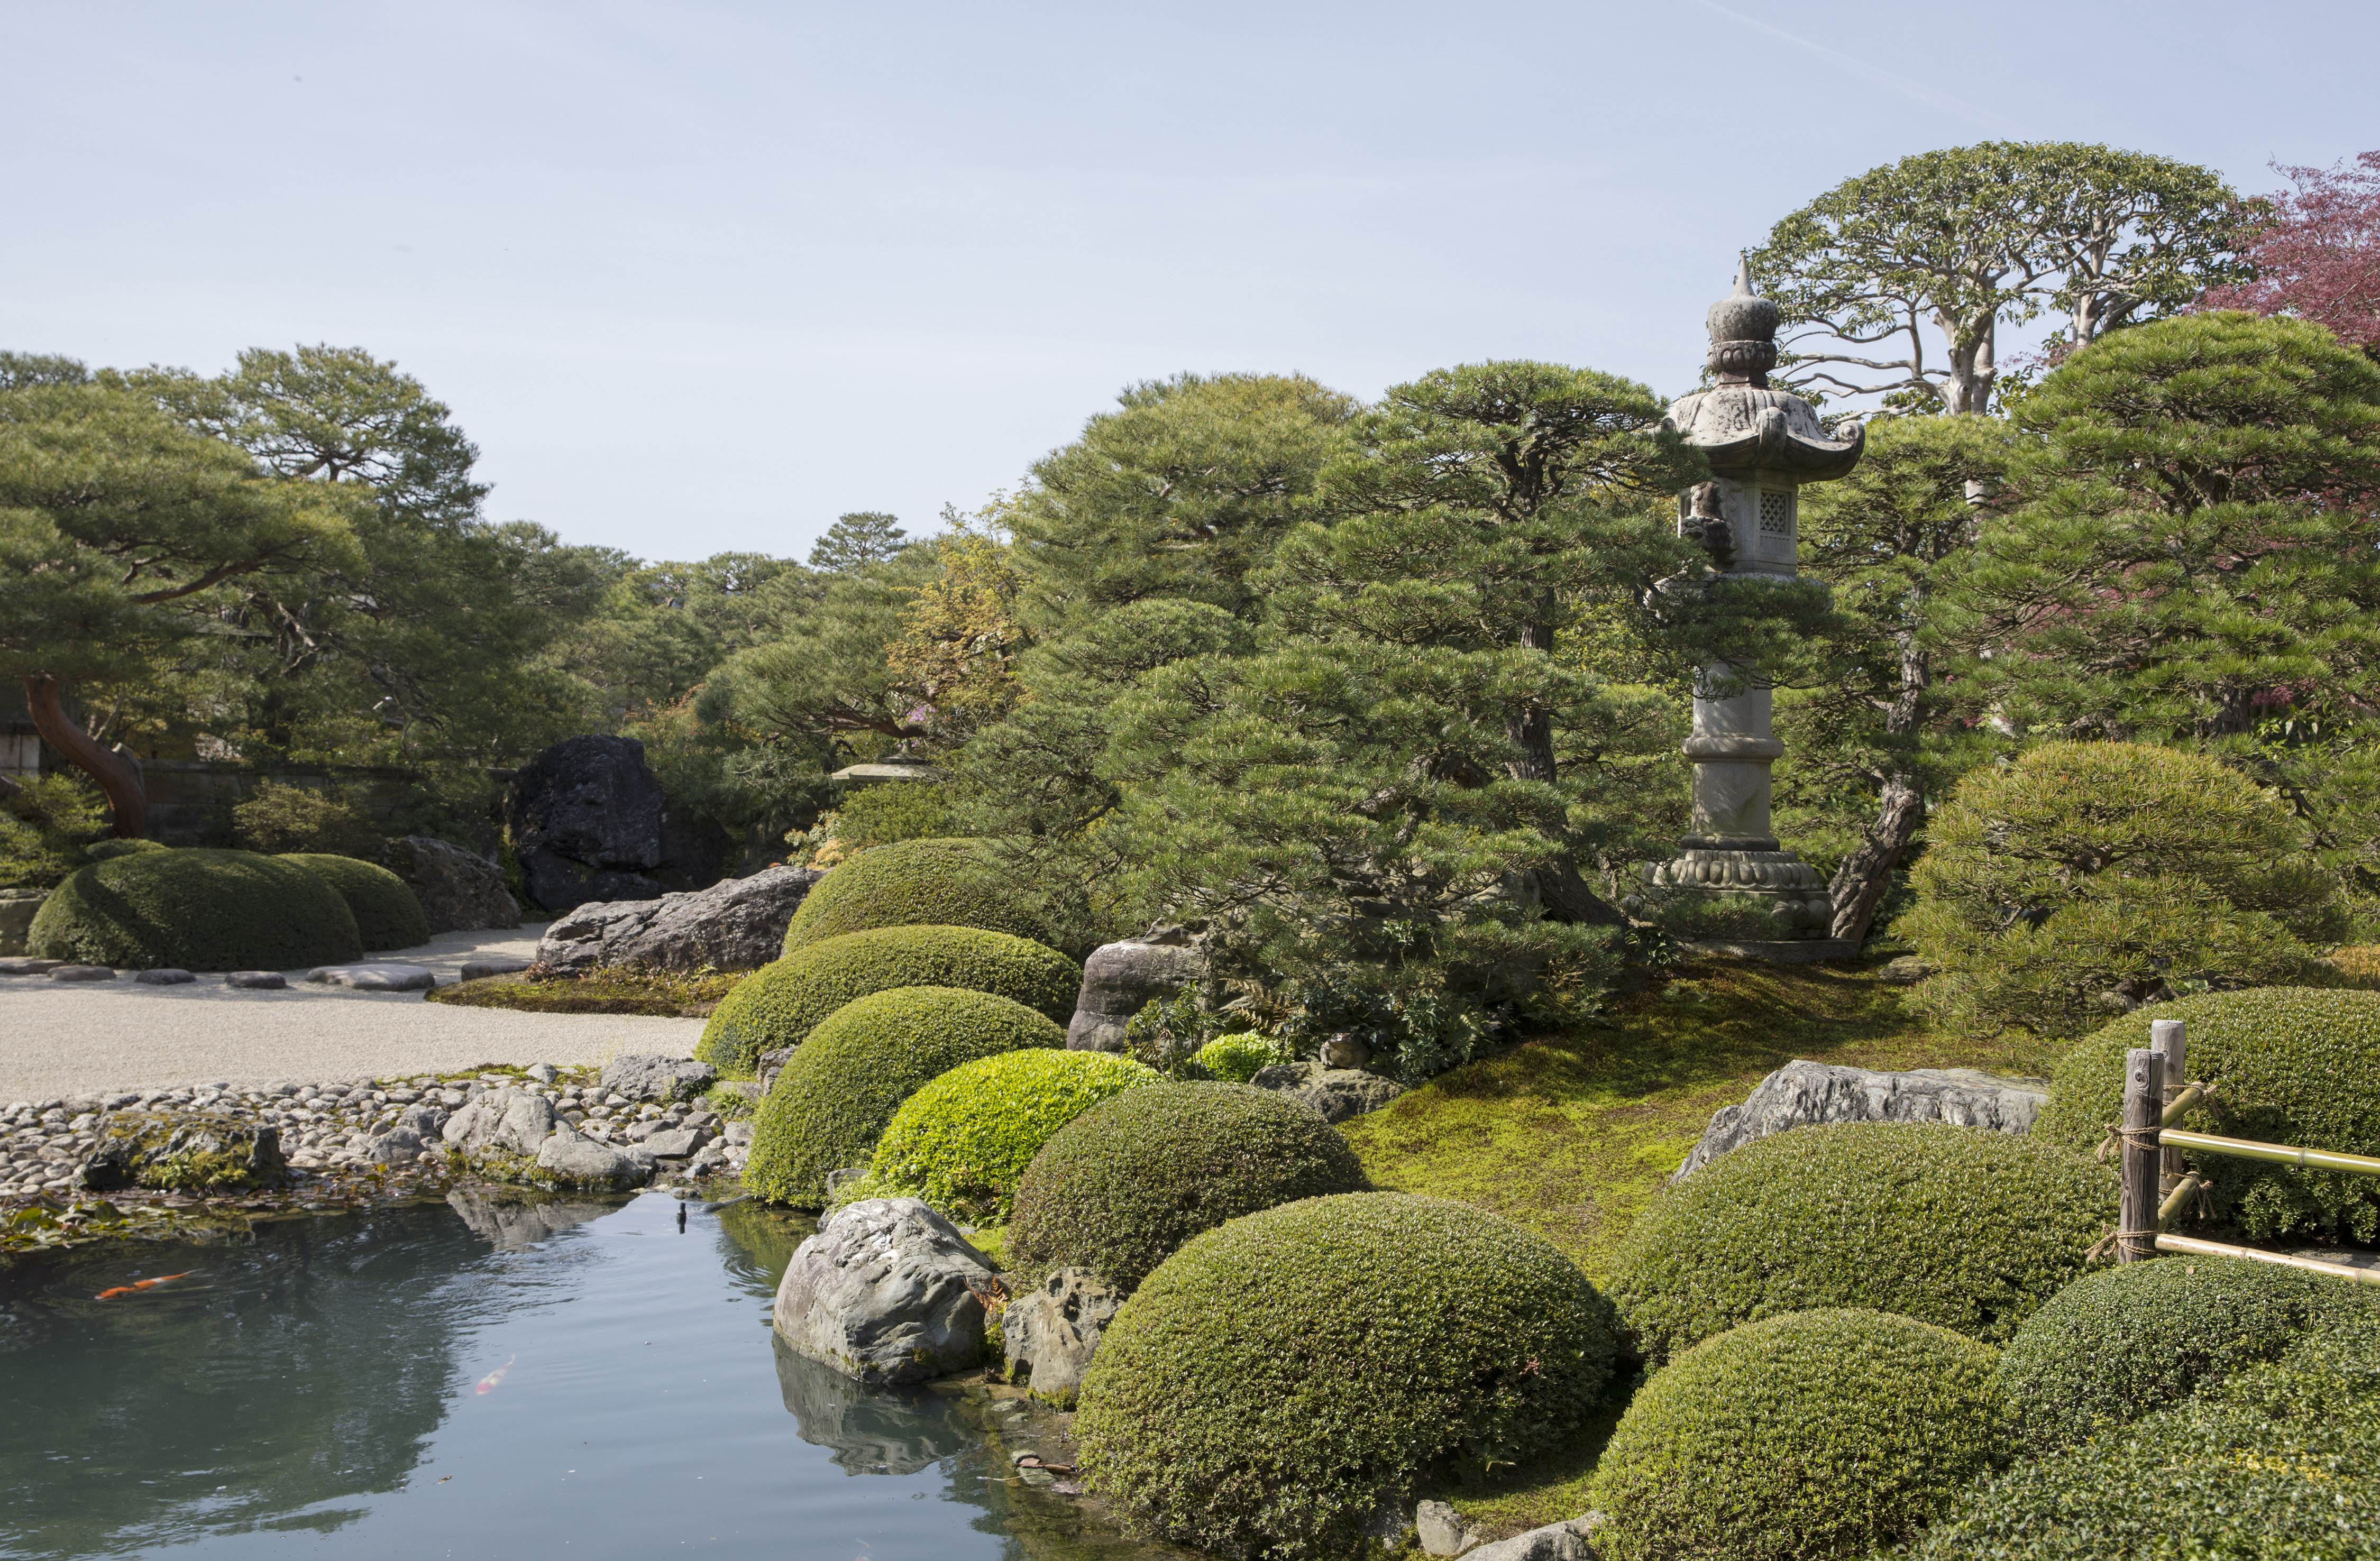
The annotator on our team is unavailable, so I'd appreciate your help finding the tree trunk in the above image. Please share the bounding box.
[1828,773,1922,943]
[22,674,146,838]
[1536,855,1628,928]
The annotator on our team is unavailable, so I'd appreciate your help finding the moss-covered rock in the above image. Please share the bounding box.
[1007,1081,1368,1291]
[781,836,1055,952]
[1607,1122,2113,1362]
[277,852,431,951]
[744,986,1066,1208]
[864,1049,1159,1222]
[2041,988,2380,1244]
[28,848,362,972]
[1593,1308,2011,1561]
[1075,1191,1619,1561]
[1995,1253,2380,1453]
[695,924,1081,1073]
[80,1110,289,1192]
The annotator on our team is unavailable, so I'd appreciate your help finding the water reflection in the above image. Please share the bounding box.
[444,1187,621,1251]
[773,1335,977,1476]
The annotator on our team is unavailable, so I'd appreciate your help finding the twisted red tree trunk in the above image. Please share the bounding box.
[22,674,145,838]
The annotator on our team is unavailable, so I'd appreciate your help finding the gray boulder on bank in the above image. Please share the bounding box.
[534,1126,645,1189]
[1465,1515,1605,1561]
[1250,1060,1408,1124]
[1065,940,1201,1052]
[441,1088,557,1158]
[376,836,520,934]
[773,1198,1000,1386]
[536,865,823,974]
[1001,1267,1124,1408]
[601,1054,717,1104]
[1670,1059,2051,1183]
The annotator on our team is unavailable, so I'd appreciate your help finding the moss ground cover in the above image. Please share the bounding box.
[426,966,744,1017]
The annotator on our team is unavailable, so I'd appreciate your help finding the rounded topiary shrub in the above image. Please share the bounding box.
[1593,1308,2011,1561]
[1608,1122,2113,1362]
[863,1049,1159,1221]
[743,986,1066,1208]
[1007,1082,1368,1291]
[2040,988,2380,1245]
[1995,1253,2380,1453]
[695,925,1082,1073]
[277,852,431,951]
[1076,1191,1618,1561]
[28,847,363,972]
[84,838,171,862]
[1190,1031,1290,1083]
[781,836,1055,953]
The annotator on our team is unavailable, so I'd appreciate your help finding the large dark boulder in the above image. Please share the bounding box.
[507,736,727,914]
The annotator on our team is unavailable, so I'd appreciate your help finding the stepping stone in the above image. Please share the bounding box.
[307,963,438,992]
[225,971,288,990]
[459,958,533,981]
[0,958,61,976]
[135,968,196,985]
[48,965,115,982]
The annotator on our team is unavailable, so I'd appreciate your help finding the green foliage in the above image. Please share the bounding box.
[695,924,1080,1073]
[743,986,1064,1208]
[821,783,950,856]
[1191,1032,1292,1083]
[83,838,169,861]
[232,780,384,857]
[1899,742,2340,1037]
[2040,988,2380,1243]
[863,1049,1159,1222]
[1006,1081,1369,1291]
[1995,1254,2380,1453]
[1592,1308,2012,1561]
[0,774,111,890]
[28,846,361,971]
[1607,1122,2113,1361]
[1075,1191,1619,1561]
[807,511,908,574]
[276,852,429,951]
[781,836,1054,952]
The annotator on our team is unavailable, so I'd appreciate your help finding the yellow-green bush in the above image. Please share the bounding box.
[862,1049,1158,1222]
[232,780,384,857]
[278,852,429,951]
[781,836,1053,952]
[29,848,362,971]
[1190,1031,1291,1083]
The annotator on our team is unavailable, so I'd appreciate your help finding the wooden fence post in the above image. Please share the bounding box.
[2119,1046,2164,1264]
[2151,1018,2187,1199]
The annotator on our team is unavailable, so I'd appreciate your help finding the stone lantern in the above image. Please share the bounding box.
[1633,259,1863,952]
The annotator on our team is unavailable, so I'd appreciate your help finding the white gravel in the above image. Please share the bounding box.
[0,925,707,1101]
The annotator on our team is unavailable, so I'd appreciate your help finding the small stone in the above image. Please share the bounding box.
[48,965,116,982]
[134,968,196,985]
[643,1127,707,1160]
[226,971,289,990]
[368,1127,427,1164]
[1418,1500,1478,1557]
[307,963,438,992]
[0,958,63,976]
[460,958,533,982]
[1878,955,1935,985]
[526,1063,557,1084]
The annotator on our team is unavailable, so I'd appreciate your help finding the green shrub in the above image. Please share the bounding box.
[28,847,362,971]
[1897,742,2342,1038]
[1995,1254,2380,1453]
[2040,988,2380,1244]
[1607,1122,2113,1362]
[827,780,953,852]
[781,836,1054,952]
[0,774,111,891]
[231,779,385,857]
[83,837,170,862]
[695,924,1082,1073]
[863,1049,1159,1222]
[277,852,431,951]
[743,986,1065,1208]
[1188,1031,1292,1084]
[1594,1308,2011,1561]
[1916,1312,2380,1559]
[1006,1082,1368,1291]
[1076,1191,1619,1561]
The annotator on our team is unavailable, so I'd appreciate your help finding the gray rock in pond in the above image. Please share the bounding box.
[225,971,288,990]
[1465,1514,1604,1561]
[459,958,533,981]
[1670,1059,2051,1183]
[774,1197,999,1385]
[1001,1267,1124,1409]
[368,1126,427,1163]
[536,864,824,975]
[534,1125,649,1189]
[1064,940,1201,1053]
[376,835,521,934]
[307,962,437,992]
[1249,1061,1407,1125]
[49,965,116,982]
[134,968,195,985]
[441,1088,555,1157]
[601,1054,717,1104]
[0,957,63,976]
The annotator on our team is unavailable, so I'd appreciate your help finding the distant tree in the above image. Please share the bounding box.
[2202,151,2380,354]
[1754,143,2245,416]
[807,511,908,573]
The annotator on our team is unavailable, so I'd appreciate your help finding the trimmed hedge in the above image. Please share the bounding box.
[781,835,1055,953]
[864,1049,1159,1222]
[1191,1031,1290,1083]
[1007,1082,1368,1292]
[1608,1122,2113,1362]
[2041,988,2380,1244]
[28,848,363,972]
[695,924,1082,1073]
[1076,1192,1619,1561]
[1594,1308,2011,1561]
[743,986,1065,1208]
[84,838,170,861]
[277,852,431,951]
[1997,1253,2380,1453]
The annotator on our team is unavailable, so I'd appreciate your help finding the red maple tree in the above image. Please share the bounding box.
[2203,152,2380,352]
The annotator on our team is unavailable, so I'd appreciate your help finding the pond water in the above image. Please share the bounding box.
[0,1190,1190,1561]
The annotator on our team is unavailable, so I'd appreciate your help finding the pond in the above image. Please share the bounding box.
[0,1190,1193,1560]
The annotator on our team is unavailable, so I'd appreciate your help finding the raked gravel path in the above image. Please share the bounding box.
[0,925,706,1103]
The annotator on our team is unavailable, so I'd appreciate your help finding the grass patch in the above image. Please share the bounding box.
[426,964,745,1017]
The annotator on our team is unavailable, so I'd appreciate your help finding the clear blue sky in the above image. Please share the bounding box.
[5,1,2373,563]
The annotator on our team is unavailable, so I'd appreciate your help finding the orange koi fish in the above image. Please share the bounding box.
[94,1271,194,1300]
[473,1356,515,1395]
